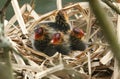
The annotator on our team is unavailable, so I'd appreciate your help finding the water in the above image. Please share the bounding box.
[0,0,86,20]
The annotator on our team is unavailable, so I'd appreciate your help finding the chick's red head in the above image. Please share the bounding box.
[34,27,44,40]
[72,27,84,39]
[50,33,63,45]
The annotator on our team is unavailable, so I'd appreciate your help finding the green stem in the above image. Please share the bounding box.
[3,47,14,79]
[88,0,120,66]
[102,0,120,14]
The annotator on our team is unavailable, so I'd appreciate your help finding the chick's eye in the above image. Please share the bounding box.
[73,28,80,34]
[55,33,61,40]
[35,27,43,34]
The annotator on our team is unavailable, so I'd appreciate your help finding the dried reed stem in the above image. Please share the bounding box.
[11,0,28,34]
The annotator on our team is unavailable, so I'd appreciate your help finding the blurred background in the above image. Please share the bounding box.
[0,0,86,20]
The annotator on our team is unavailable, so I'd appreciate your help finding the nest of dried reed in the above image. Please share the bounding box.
[1,1,119,79]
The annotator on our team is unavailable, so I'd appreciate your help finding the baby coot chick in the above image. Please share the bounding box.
[32,25,56,53]
[54,10,70,33]
[40,10,71,34]
[50,33,71,55]
[70,27,86,51]
[43,32,71,56]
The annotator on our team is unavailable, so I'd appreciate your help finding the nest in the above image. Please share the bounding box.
[1,1,119,79]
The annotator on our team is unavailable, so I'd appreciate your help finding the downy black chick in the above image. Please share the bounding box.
[39,10,71,34]
[70,27,86,51]
[43,32,71,56]
[32,25,56,53]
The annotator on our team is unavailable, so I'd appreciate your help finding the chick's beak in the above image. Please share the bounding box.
[50,38,59,45]
[50,39,54,44]
[50,33,63,45]
[79,30,84,37]
[34,33,41,40]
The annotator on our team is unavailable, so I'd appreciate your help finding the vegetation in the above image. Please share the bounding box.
[0,0,120,79]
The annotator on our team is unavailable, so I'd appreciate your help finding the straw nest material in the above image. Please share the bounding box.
[3,1,119,79]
